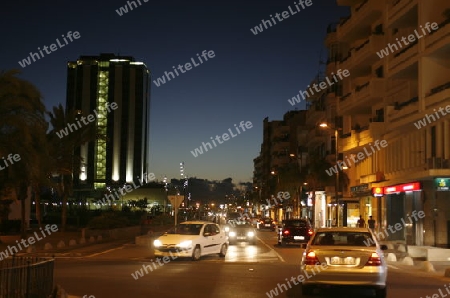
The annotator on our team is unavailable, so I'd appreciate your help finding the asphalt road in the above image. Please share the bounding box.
[53,229,450,298]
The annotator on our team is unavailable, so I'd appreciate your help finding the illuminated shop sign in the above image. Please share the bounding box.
[372,182,421,196]
[435,178,450,191]
[372,187,383,197]
[384,182,421,194]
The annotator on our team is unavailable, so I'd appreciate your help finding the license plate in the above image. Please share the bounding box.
[237,236,246,240]
[265,224,271,227]
[331,257,355,265]
[294,236,304,240]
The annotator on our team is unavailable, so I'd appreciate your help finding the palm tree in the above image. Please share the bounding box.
[0,69,47,237]
[46,104,98,232]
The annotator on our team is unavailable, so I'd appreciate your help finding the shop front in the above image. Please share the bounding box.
[372,182,423,245]
[348,183,378,228]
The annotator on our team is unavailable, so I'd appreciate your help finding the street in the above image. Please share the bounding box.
[53,229,450,297]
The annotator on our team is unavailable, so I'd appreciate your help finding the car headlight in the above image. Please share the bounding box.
[178,240,192,248]
[229,231,236,237]
[247,231,255,237]
[153,239,162,247]
[225,226,230,232]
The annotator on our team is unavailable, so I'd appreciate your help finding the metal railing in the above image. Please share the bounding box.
[0,256,54,298]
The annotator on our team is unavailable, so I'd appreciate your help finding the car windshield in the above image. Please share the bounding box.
[312,231,375,246]
[284,220,307,227]
[167,224,203,235]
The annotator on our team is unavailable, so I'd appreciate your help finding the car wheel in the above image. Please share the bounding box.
[301,285,313,295]
[375,287,386,298]
[281,240,287,247]
[192,245,201,261]
[219,244,227,257]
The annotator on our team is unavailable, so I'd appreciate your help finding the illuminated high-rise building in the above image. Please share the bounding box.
[66,53,151,190]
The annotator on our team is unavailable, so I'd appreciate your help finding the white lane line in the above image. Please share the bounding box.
[259,237,285,263]
[84,246,124,258]
[388,264,399,269]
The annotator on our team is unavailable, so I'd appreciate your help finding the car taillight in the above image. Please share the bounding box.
[304,251,320,265]
[283,230,290,235]
[365,252,382,266]
[307,229,314,236]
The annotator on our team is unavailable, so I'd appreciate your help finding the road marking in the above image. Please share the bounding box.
[260,238,285,263]
[388,264,399,269]
[85,246,124,258]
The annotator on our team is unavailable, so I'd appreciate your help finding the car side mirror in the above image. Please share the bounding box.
[204,232,211,237]
[380,244,388,250]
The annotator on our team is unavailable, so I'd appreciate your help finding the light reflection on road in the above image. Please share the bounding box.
[224,240,281,263]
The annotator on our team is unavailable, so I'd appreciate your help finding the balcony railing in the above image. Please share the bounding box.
[393,39,418,58]
[427,81,450,97]
[428,158,450,169]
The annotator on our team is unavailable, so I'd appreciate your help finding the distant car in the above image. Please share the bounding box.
[228,222,257,245]
[277,219,313,246]
[258,218,275,231]
[300,227,388,298]
[153,221,228,261]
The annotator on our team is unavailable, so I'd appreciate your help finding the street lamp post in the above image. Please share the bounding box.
[320,122,341,227]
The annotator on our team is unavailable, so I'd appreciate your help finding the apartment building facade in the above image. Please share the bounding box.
[253,111,308,221]
[331,0,450,246]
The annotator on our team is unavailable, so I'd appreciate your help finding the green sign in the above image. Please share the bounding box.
[435,178,450,191]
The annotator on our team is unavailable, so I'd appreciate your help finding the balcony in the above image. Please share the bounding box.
[351,35,385,67]
[427,158,450,170]
[388,0,417,28]
[388,38,418,73]
[339,127,374,153]
[425,81,450,109]
[305,128,327,147]
[337,0,384,41]
[425,18,450,51]
[339,79,384,115]
[387,96,419,125]
[306,104,326,126]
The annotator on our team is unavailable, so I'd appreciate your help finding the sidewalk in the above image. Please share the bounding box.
[387,258,450,279]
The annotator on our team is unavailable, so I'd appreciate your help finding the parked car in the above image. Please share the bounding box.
[153,221,228,261]
[277,219,313,246]
[300,227,388,298]
[228,222,257,245]
[257,218,275,231]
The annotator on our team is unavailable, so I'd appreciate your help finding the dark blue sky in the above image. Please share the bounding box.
[1,0,349,183]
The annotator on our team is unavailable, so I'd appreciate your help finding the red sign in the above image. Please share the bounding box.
[372,182,421,196]
[384,182,421,194]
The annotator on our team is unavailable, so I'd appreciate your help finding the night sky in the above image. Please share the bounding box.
[1,0,349,183]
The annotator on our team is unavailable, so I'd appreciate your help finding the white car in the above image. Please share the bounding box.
[300,227,388,298]
[153,221,228,261]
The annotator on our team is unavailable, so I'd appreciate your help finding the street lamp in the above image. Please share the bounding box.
[319,122,340,227]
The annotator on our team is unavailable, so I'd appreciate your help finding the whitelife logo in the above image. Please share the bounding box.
[190,121,253,157]
[55,102,118,139]
[0,153,21,172]
[250,0,313,35]
[115,0,148,16]
[153,50,215,87]
[0,224,58,260]
[18,31,81,68]
[363,210,425,247]
[413,104,450,129]
[325,139,388,176]
[376,22,439,58]
[288,69,350,106]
